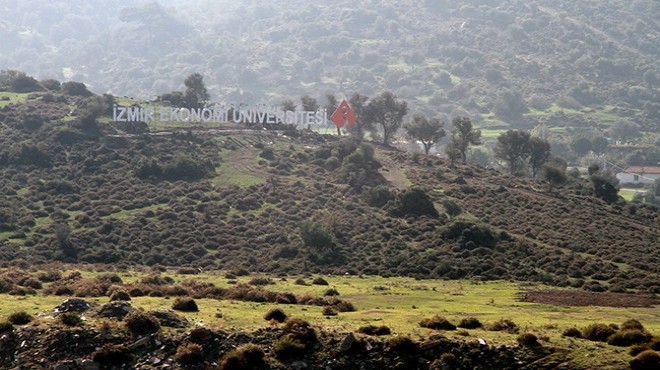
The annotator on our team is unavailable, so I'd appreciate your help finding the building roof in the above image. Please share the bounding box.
[624,166,660,174]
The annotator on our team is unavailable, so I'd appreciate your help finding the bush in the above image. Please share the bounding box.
[189,327,213,344]
[517,333,539,346]
[321,306,337,316]
[172,297,199,312]
[283,318,317,345]
[364,185,393,207]
[440,219,496,248]
[7,311,32,325]
[274,334,306,361]
[294,278,308,286]
[0,321,14,332]
[622,319,645,331]
[92,344,133,366]
[419,315,457,330]
[60,312,83,327]
[357,325,391,336]
[488,319,519,334]
[264,307,288,323]
[109,290,131,301]
[630,350,660,370]
[582,323,617,342]
[388,335,418,353]
[562,327,583,338]
[248,277,273,286]
[390,187,439,218]
[219,343,266,369]
[324,288,340,296]
[607,330,653,347]
[124,311,160,336]
[174,343,204,365]
[458,317,483,329]
[312,277,329,286]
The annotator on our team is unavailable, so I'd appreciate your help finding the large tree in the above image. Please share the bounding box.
[528,136,551,177]
[364,91,408,146]
[349,92,369,138]
[449,116,481,163]
[405,115,445,155]
[494,130,531,175]
[300,95,319,112]
[183,73,209,108]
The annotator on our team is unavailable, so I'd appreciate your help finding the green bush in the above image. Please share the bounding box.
[264,307,288,323]
[283,318,317,345]
[172,297,199,312]
[582,323,617,342]
[441,219,497,248]
[562,327,583,338]
[312,277,329,285]
[60,312,83,327]
[324,288,340,296]
[388,335,418,353]
[517,333,539,346]
[458,317,483,329]
[7,311,32,325]
[109,290,131,301]
[174,343,204,365]
[124,311,160,336]
[274,334,306,361]
[419,315,456,330]
[630,350,660,370]
[607,330,653,347]
[390,187,439,218]
[364,185,393,207]
[219,343,266,370]
[357,325,391,336]
[91,344,133,366]
[321,306,337,316]
[488,319,519,334]
[621,319,645,331]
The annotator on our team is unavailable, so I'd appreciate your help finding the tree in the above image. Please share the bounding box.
[591,136,609,154]
[364,91,408,146]
[528,137,551,177]
[445,143,462,167]
[442,199,462,220]
[281,99,296,111]
[405,115,446,155]
[494,130,531,175]
[449,116,481,163]
[591,173,620,203]
[61,81,92,96]
[542,164,567,192]
[609,122,640,142]
[300,95,319,112]
[183,73,209,108]
[348,93,369,138]
[570,136,592,156]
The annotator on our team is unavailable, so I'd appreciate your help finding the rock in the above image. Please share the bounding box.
[339,332,356,352]
[149,309,189,328]
[128,335,154,350]
[53,364,69,370]
[290,361,308,369]
[95,301,135,319]
[54,299,91,314]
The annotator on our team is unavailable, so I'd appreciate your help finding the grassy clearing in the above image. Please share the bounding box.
[620,188,645,202]
[0,91,30,107]
[0,272,656,368]
[212,148,266,187]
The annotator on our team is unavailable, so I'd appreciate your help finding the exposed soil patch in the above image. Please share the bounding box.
[518,289,659,308]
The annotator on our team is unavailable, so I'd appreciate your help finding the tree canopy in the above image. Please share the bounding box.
[405,115,445,155]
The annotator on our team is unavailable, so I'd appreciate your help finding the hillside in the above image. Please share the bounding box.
[1,0,658,134]
[0,92,658,295]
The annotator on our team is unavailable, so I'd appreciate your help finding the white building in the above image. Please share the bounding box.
[616,166,660,185]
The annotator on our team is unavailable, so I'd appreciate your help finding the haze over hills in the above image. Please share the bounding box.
[1,0,659,132]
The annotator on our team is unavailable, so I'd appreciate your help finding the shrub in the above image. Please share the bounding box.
[283,318,317,345]
[357,325,391,336]
[582,323,617,342]
[0,321,14,332]
[440,219,496,248]
[364,185,393,207]
[390,187,439,218]
[189,327,213,344]
[124,311,160,336]
[458,317,483,329]
[109,290,131,301]
[219,343,266,370]
[562,327,583,338]
[622,319,645,331]
[607,330,653,347]
[294,278,308,286]
[419,315,456,330]
[60,312,83,327]
[312,277,329,286]
[321,306,337,316]
[517,333,539,346]
[91,344,133,367]
[274,335,306,361]
[174,343,204,365]
[264,307,288,323]
[388,335,418,353]
[324,288,340,296]
[7,311,32,325]
[248,277,273,286]
[172,297,199,312]
[488,319,519,334]
[630,350,660,370]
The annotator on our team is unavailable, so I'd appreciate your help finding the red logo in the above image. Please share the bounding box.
[330,99,357,129]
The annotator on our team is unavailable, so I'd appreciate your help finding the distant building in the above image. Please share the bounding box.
[616,166,660,185]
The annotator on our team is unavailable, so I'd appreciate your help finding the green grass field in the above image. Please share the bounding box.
[0,91,30,107]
